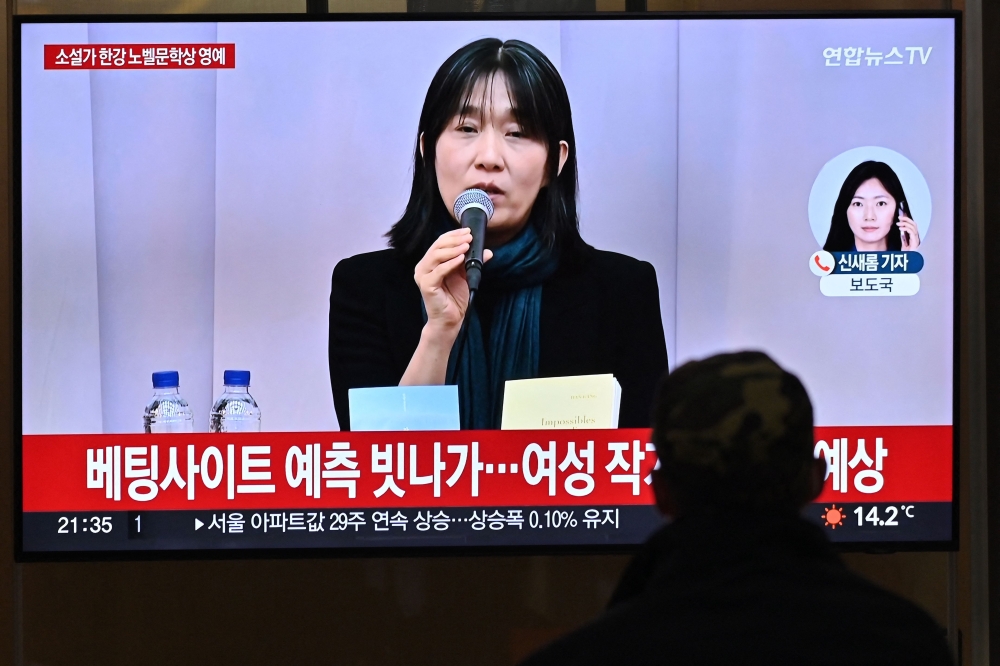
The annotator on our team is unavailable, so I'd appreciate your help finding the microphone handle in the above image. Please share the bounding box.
[461,207,488,291]
[466,264,482,293]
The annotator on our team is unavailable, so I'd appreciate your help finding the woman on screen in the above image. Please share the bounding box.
[329,38,668,430]
[823,160,920,252]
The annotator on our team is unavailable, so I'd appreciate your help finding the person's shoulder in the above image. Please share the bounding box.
[764,542,952,663]
[331,248,416,305]
[521,571,952,666]
[333,248,406,276]
[582,247,657,280]
[333,248,413,285]
[569,248,658,301]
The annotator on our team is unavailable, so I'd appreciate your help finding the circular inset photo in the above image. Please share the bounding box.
[808,147,932,252]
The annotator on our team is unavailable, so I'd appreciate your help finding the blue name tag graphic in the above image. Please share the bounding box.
[831,251,923,274]
[348,385,460,432]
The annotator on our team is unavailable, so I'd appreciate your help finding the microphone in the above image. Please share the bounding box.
[453,188,494,292]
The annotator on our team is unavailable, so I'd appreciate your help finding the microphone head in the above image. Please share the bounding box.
[453,188,495,222]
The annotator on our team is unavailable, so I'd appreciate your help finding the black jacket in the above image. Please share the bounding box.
[520,515,953,666]
[328,246,669,430]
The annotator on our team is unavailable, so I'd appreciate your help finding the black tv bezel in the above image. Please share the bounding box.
[11,9,963,562]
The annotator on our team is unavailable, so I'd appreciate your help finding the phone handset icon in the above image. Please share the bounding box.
[809,250,835,277]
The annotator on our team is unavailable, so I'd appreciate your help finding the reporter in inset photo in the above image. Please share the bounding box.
[823,160,921,252]
[329,38,668,430]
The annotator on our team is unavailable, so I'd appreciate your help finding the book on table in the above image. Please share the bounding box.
[500,374,621,430]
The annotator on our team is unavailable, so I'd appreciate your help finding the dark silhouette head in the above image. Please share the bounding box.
[650,351,821,517]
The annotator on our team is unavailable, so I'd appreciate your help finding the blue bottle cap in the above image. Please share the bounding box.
[223,370,251,387]
[152,371,179,389]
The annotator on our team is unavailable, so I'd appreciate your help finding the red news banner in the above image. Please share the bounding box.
[43,44,235,70]
[22,426,952,513]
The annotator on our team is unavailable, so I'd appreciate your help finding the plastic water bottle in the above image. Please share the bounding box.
[210,370,261,433]
[143,371,194,434]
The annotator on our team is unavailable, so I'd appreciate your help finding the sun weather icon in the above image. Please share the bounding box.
[821,505,845,529]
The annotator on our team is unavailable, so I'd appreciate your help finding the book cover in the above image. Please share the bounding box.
[500,374,622,430]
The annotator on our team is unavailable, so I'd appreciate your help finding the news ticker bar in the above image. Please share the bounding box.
[21,426,953,514]
[21,502,952,553]
[23,505,662,552]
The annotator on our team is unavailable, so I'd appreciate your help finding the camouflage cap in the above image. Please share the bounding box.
[651,351,815,512]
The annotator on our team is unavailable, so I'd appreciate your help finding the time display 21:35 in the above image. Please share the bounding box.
[57,516,112,534]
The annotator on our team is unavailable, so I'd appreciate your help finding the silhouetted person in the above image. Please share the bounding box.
[521,351,952,666]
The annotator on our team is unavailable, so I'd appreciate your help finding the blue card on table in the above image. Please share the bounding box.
[347,385,461,431]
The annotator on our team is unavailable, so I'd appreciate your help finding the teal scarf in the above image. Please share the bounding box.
[446,224,558,429]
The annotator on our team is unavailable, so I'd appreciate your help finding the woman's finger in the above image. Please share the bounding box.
[416,243,470,275]
[423,243,469,265]
[428,243,470,265]
[430,228,473,248]
[483,248,494,263]
[424,253,467,284]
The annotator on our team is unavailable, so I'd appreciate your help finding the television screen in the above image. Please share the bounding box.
[16,13,957,558]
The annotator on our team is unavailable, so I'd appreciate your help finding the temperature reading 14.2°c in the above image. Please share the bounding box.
[820,505,918,530]
[853,505,915,527]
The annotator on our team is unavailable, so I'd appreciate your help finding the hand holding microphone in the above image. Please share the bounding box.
[413,189,494,338]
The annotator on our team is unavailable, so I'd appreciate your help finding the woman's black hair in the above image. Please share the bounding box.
[823,160,908,252]
[387,38,586,262]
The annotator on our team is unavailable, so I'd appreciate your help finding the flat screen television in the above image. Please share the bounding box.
[14,11,959,559]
